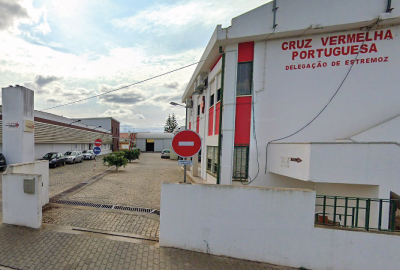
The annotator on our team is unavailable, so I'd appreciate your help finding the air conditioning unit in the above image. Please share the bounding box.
[194,75,207,94]
[186,98,193,108]
[197,75,205,88]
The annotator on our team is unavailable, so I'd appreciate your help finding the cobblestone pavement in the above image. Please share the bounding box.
[67,153,183,209]
[43,206,160,238]
[0,224,296,270]
[48,158,110,198]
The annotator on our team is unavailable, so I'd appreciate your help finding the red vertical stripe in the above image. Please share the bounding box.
[196,116,200,133]
[215,103,220,135]
[234,96,252,144]
[208,107,214,136]
[189,122,191,130]
[238,42,254,63]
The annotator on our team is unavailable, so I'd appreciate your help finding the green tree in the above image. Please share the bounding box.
[164,114,178,133]
[102,151,128,171]
[122,149,140,162]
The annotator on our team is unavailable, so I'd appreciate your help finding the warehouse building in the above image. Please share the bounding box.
[135,133,173,152]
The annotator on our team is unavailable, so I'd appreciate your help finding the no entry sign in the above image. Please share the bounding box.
[94,139,102,147]
[172,130,202,158]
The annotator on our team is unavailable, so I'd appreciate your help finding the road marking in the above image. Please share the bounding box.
[178,141,194,146]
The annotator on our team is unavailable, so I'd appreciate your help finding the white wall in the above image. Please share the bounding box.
[160,183,400,270]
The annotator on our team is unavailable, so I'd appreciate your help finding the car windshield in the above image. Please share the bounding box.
[65,152,73,155]
[87,151,93,154]
[82,150,87,153]
[44,153,56,159]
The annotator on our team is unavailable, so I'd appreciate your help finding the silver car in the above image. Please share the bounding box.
[64,151,83,164]
[82,150,96,160]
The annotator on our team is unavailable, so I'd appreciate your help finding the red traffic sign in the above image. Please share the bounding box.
[94,139,102,147]
[172,130,202,158]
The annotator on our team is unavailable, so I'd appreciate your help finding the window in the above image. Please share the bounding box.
[206,146,219,176]
[233,145,249,181]
[217,89,221,102]
[237,62,252,96]
[197,104,200,116]
[210,94,214,107]
[201,96,205,114]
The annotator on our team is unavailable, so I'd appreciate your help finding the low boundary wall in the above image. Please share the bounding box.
[160,183,400,270]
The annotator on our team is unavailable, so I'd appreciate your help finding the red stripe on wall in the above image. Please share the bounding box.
[208,107,214,136]
[215,102,220,135]
[238,42,254,63]
[211,55,222,72]
[234,96,252,145]
[196,116,200,133]
[189,122,191,130]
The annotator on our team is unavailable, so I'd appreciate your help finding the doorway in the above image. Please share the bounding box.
[146,139,155,151]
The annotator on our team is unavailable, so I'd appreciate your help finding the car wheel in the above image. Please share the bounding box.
[80,159,83,163]
[73,159,76,164]
[63,161,66,166]
[53,163,57,168]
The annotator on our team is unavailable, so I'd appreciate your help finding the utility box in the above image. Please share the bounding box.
[23,178,35,194]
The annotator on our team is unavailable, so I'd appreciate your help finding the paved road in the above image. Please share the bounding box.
[0,153,296,270]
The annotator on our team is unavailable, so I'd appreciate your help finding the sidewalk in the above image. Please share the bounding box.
[0,223,295,270]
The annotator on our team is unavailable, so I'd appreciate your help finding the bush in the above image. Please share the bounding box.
[102,151,128,171]
[122,149,140,162]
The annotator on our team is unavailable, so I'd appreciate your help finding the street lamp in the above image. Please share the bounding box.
[170,102,187,130]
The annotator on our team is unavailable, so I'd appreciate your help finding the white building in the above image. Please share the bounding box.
[135,133,173,152]
[182,0,400,228]
[0,104,116,159]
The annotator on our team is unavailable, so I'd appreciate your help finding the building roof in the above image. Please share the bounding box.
[136,133,174,139]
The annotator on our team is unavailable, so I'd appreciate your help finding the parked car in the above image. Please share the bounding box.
[0,153,7,171]
[64,151,83,164]
[42,152,66,168]
[82,150,96,160]
[161,149,170,159]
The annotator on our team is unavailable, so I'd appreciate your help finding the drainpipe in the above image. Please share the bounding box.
[216,47,225,185]
[386,0,392,13]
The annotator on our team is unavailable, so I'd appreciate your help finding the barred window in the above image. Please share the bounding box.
[207,146,218,176]
[233,145,249,181]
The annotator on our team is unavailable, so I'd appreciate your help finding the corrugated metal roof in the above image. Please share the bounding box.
[136,133,174,139]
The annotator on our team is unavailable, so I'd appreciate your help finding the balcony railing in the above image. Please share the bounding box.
[315,195,399,232]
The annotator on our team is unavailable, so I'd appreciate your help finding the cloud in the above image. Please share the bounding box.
[46,98,60,103]
[34,75,62,87]
[0,0,28,31]
[99,109,145,120]
[97,84,146,106]
[163,81,179,89]
[152,92,182,103]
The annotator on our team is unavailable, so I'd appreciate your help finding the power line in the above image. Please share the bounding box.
[41,53,223,111]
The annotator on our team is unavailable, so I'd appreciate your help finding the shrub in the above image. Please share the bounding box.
[122,149,140,162]
[102,151,128,171]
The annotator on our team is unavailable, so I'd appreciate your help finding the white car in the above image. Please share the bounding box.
[64,151,83,164]
[82,150,96,160]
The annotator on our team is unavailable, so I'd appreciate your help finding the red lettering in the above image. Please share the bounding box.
[304,39,312,48]
[371,58,378,63]
[296,40,305,49]
[347,34,356,43]
[321,37,329,46]
[324,48,332,57]
[286,65,290,70]
[300,51,307,59]
[338,35,346,44]
[366,58,370,63]
[351,45,359,54]
[369,43,378,53]
[308,50,315,59]
[384,30,393,40]
[282,42,289,50]
[360,59,365,64]
[333,47,341,56]
[374,30,383,40]
[289,41,296,50]
[360,44,368,53]
[356,33,365,42]
[365,32,372,41]
[384,56,389,62]
[345,60,350,65]
[342,46,350,55]
[316,48,324,57]
[329,36,338,45]
[292,51,299,60]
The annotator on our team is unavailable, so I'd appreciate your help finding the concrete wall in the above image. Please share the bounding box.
[160,183,400,270]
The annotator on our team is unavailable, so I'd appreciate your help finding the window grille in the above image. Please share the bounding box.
[233,144,249,181]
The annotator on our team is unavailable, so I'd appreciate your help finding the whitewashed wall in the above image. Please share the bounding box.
[160,183,400,270]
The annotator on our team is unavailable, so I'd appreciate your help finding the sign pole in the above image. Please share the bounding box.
[184,162,187,183]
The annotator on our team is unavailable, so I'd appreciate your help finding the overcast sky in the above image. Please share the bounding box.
[0,0,269,133]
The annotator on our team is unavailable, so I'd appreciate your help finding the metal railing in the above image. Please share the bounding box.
[315,195,399,232]
[233,144,249,181]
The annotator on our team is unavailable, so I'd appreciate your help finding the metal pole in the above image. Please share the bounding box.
[184,164,187,183]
